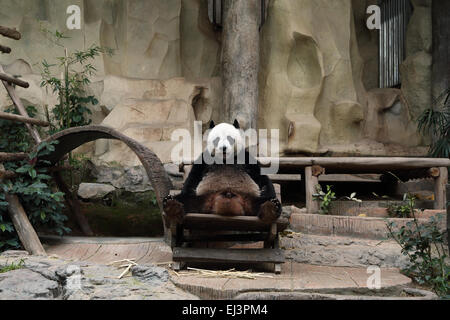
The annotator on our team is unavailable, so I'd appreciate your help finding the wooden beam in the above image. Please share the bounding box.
[0,152,27,162]
[0,26,21,40]
[434,167,448,210]
[0,169,16,179]
[258,157,450,172]
[182,213,289,232]
[0,44,11,54]
[305,166,319,213]
[0,111,49,127]
[0,164,46,256]
[0,73,29,88]
[172,247,285,264]
[0,70,41,144]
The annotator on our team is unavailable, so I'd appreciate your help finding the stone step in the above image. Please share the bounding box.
[280,233,409,269]
[288,212,447,240]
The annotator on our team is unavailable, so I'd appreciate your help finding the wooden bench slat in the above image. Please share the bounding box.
[181,213,289,232]
[172,247,285,264]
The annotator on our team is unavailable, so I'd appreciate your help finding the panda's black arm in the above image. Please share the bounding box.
[257,174,277,201]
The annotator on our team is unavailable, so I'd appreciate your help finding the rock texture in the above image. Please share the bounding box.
[0,0,433,164]
[0,251,197,300]
[77,183,115,200]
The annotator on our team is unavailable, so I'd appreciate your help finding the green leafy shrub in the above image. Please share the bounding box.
[387,193,416,218]
[386,193,449,298]
[313,185,336,214]
[0,109,69,252]
[417,88,450,158]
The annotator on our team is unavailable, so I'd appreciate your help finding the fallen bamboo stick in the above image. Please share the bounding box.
[0,111,49,127]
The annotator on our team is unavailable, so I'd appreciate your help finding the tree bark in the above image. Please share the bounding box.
[432,0,450,100]
[221,0,260,129]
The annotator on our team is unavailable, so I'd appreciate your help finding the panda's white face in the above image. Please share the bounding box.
[206,123,244,160]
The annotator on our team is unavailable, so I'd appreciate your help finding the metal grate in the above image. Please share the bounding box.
[379,0,412,88]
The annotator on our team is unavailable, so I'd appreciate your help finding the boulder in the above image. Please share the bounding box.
[77,183,115,200]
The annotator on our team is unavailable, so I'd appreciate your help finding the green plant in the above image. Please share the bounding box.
[313,185,336,214]
[0,109,70,252]
[39,27,113,134]
[417,88,450,158]
[386,193,449,298]
[0,259,25,274]
[387,193,416,218]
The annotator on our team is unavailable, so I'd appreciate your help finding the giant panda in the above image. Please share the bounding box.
[163,120,281,224]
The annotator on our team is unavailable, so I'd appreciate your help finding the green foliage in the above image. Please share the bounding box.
[386,193,449,298]
[39,27,113,134]
[417,88,450,158]
[313,185,336,214]
[0,110,69,252]
[0,259,25,274]
[387,193,416,218]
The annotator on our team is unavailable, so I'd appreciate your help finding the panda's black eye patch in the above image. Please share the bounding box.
[227,136,235,145]
[213,137,220,146]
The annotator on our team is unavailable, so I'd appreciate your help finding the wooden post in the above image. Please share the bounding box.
[432,1,450,101]
[434,167,448,210]
[0,164,46,255]
[305,166,319,213]
[221,0,260,129]
[52,172,94,236]
[446,183,450,254]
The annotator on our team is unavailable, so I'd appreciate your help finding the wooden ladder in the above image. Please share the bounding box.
[0,24,91,255]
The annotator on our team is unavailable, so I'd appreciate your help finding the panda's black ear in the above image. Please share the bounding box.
[233,119,240,129]
[209,120,215,129]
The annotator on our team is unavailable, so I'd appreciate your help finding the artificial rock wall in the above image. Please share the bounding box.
[0,0,431,167]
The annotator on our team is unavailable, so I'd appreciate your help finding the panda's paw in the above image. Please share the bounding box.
[163,195,185,224]
[258,199,282,224]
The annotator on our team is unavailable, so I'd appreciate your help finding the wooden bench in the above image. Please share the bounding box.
[164,183,288,274]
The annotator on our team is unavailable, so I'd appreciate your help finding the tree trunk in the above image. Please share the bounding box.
[432,0,450,100]
[221,0,260,129]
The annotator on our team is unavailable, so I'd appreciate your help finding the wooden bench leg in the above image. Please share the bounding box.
[274,263,282,274]
[434,167,448,210]
[172,261,186,271]
[305,166,319,213]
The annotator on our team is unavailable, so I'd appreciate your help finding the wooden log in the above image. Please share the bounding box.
[221,0,260,128]
[0,152,27,162]
[446,184,450,253]
[0,26,21,40]
[172,247,285,264]
[434,167,448,210]
[183,232,268,242]
[0,73,29,88]
[0,111,49,127]
[52,172,94,236]
[0,169,16,179]
[305,166,319,213]
[0,44,11,54]
[0,164,46,255]
[4,194,46,255]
